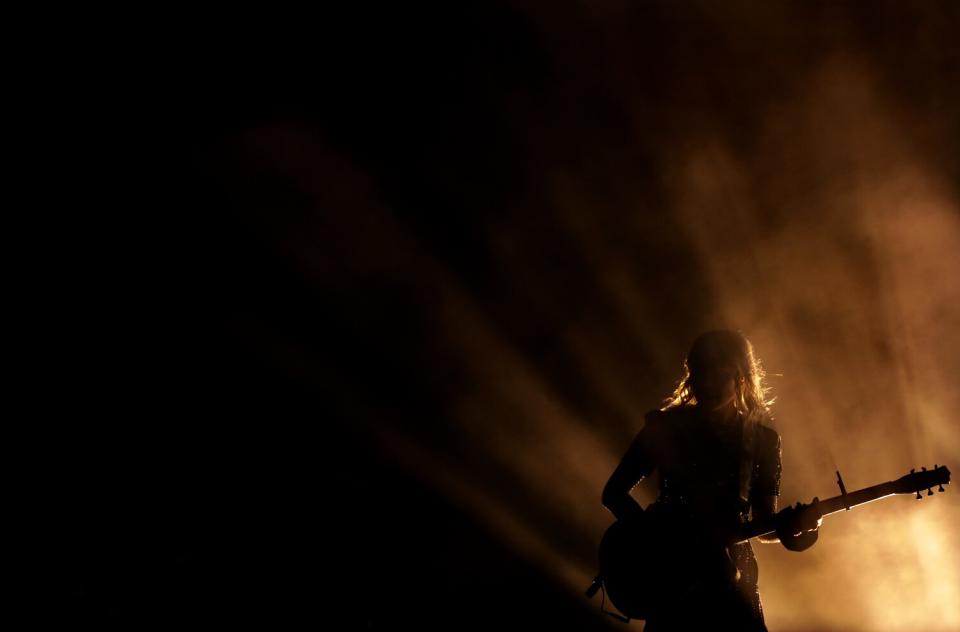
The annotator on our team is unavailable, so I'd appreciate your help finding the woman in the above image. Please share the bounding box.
[601,330,821,630]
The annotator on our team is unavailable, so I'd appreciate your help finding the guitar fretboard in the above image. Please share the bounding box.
[731,481,899,544]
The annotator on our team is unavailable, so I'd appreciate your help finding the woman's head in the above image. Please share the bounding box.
[661,329,773,417]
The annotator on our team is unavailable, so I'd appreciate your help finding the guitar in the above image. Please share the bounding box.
[587,464,951,622]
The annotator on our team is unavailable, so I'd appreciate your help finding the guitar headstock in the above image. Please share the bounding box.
[892,465,951,497]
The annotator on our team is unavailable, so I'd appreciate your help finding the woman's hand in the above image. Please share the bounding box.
[775,497,823,552]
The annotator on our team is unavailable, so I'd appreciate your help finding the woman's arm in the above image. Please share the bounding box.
[752,428,783,543]
[754,494,781,543]
[751,427,821,551]
[601,427,655,522]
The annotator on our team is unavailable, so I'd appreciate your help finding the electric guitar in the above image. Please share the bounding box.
[586,464,951,622]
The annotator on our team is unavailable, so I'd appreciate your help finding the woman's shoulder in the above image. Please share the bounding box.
[754,420,781,454]
[643,405,697,431]
[634,407,686,454]
[757,424,780,438]
[747,409,779,436]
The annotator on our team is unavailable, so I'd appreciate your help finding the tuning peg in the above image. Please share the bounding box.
[933,465,945,492]
[911,468,915,474]
[927,488,934,496]
[916,489,922,499]
[922,466,927,471]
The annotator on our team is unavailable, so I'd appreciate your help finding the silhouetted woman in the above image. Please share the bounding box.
[601,330,820,631]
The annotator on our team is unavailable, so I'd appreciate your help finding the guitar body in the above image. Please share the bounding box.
[598,510,739,621]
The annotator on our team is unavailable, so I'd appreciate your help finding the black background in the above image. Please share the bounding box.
[50,2,959,628]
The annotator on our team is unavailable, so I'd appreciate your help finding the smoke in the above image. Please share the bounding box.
[199,3,960,630]
[659,54,960,631]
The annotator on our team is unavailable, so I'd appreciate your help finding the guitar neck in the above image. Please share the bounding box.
[731,480,898,544]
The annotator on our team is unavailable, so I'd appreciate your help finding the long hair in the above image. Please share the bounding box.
[661,330,774,420]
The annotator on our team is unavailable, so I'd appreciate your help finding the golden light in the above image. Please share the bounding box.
[225,30,959,632]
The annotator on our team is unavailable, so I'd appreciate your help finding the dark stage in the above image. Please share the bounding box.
[54,3,960,630]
